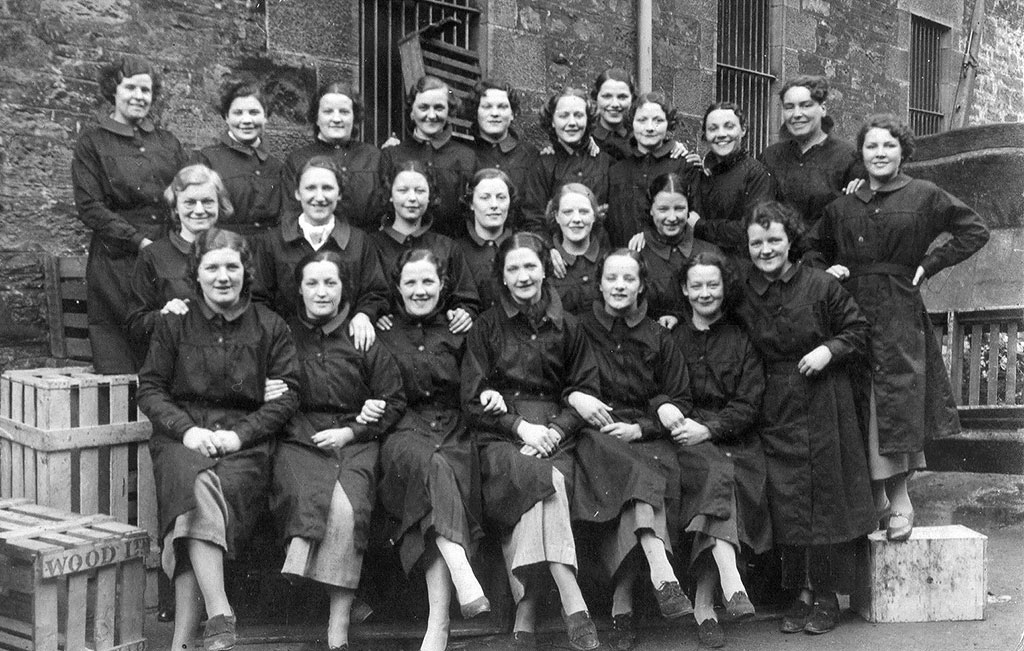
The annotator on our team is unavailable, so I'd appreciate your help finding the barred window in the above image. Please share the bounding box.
[716,0,774,156]
[910,15,948,136]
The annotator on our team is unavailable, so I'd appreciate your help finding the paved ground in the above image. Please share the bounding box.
[146,471,1024,650]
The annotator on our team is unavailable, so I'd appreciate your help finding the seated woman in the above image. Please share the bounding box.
[271,250,404,651]
[127,163,231,358]
[672,252,771,648]
[456,168,514,311]
[573,248,693,650]
[544,183,605,315]
[137,228,300,651]
[378,249,490,651]
[462,233,602,651]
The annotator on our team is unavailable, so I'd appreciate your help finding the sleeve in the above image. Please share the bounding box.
[352,237,391,321]
[125,248,163,346]
[231,314,301,447]
[802,203,839,269]
[350,342,407,442]
[549,319,600,439]
[520,155,555,239]
[919,187,990,278]
[250,234,279,309]
[821,276,870,362]
[71,133,147,249]
[700,336,765,442]
[641,332,693,441]
[461,317,524,438]
[445,243,482,318]
[282,150,303,218]
[136,317,197,440]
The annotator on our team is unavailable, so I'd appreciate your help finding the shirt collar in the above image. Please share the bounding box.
[747,260,801,295]
[644,226,695,261]
[283,217,352,249]
[703,148,747,175]
[168,230,192,255]
[631,138,676,159]
[466,220,510,247]
[197,294,250,322]
[413,127,453,149]
[219,131,269,162]
[593,123,628,141]
[382,218,432,244]
[854,172,913,202]
[591,298,648,330]
[98,112,155,137]
[476,130,520,153]
[299,303,351,335]
[499,288,565,329]
[554,235,601,265]
[316,135,354,149]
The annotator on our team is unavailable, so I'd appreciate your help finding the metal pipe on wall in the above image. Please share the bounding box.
[637,0,652,93]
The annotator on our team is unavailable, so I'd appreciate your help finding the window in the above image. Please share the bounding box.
[910,15,948,136]
[716,0,774,156]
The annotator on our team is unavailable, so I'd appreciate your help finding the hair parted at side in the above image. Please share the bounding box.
[591,67,637,101]
[856,113,916,163]
[98,57,162,104]
[627,91,679,133]
[700,101,746,140]
[216,75,269,118]
[406,75,461,120]
[544,182,601,236]
[539,87,597,147]
[597,247,648,296]
[463,167,517,211]
[744,200,806,261]
[308,81,364,138]
[164,164,235,224]
[681,250,741,315]
[190,227,254,297]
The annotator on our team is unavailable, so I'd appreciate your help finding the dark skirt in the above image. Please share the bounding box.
[86,234,142,373]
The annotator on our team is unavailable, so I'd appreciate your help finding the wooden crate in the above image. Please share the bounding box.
[43,255,91,361]
[0,498,148,651]
[852,524,987,622]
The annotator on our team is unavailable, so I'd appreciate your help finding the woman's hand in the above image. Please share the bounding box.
[825,265,850,281]
[519,443,542,457]
[843,178,865,194]
[447,308,473,334]
[685,151,703,168]
[657,402,686,432]
[160,298,190,316]
[671,418,711,446]
[517,422,560,457]
[657,315,679,330]
[139,238,154,251]
[211,430,242,455]
[375,314,394,331]
[183,427,219,457]
[601,422,641,442]
[480,390,508,415]
[686,210,702,229]
[628,231,646,252]
[912,266,926,287]
[798,345,833,376]
[669,141,689,159]
[350,312,377,350]
[381,134,401,149]
[587,136,601,157]
[312,427,355,450]
[568,391,614,428]
[539,144,555,156]
[264,378,289,402]
[356,399,386,425]
[550,249,567,279]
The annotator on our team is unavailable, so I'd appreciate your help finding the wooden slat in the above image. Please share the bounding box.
[0,629,34,651]
[66,338,93,360]
[118,559,146,644]
[1,375,10,418]
[79,448,100,515]
[0,419,153,452]
[32,581,59,651]
[12,443,25,499]
[108,381,130,425]
[950,314,964,405]
[23,447,35,502]
[59,256,88,277]
[987,324,1000,405]
[59,282,88,301]
[136,444,157,537]
[65,573,88,651]
[422,48,480,76]
[62,313,90,329]
[1007,322,1019,405]
[38,451,73,512]
[10,379,24,423]
[80,382,100,428]
[36,386,71,431]
[1,438,11,497]
[23,386,36,429]
[968,324,983,405]
[93,565,118,650]
[43,254,67,359]
[109,446,129,523]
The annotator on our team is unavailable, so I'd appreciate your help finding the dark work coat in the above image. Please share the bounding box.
[72,114,187,372]
[377,310,482,573]
[546,236,603,316]
[272,308,403,550]
[379,129,477,239]
[592,124,633,161]
[693,149,777,259]
[606,140,699,246]
[456,223,510,312]
[811,174,989,454]
[574,301,690,533]
[470,131,539,231]
[284,138,383,232]
[672,316,771,554]
[126,232,195,358]
[253,218,389,322]
[736,263,875,546]
[462,290,601,529]
[521,144,612,237]
[638,227,723,322]
[197,133,286,237]
[137,299,300,557]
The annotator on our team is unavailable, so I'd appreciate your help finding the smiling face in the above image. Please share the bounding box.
[317,93,355,141]
[398,258,443,316]
[555,191,596,247]
[112,73,153,124]
[862,127,903,183]
[391,170,430,226]
[601,254,643,315]
[411,87,450,139]
[300,259,343,320]
[632,101,669,151]
[296,166,340,225]
[781,86,826,142]
[649,190,689,239]
[552,95,588,146]
[471,177,510,232]
[704,108,746,157]
[197,247,244,311]
[747,221,793,280]
[683,263,725,323]
[225,95,266,144]
[596,79,632,130]
[502,246,545,305]
[176,181,220,240]
[477,89,513,141]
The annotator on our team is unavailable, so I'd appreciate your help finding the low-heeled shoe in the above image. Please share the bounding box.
[697,618,725,648]
[611,612,636,651]
[724,590,756,619]
[887,510,914,542]
[203,614,237,651]
[460,595,491,619]
[564,610,600,651]
[654,581,693,619]
[804,593,840,635]
[780,599,811,634]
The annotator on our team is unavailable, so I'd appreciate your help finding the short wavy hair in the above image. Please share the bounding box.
[628,91,679,134]
[390,248,452,310]
[467,78,521,137]
[164,164,234,226]
[293,249,354,308]
[406,75,460,124]
[744,200,806,261]
[493,232,552,281]
[380,159,440,226]
[778,75,835,134]
[700,101,746,141]
[856,113,916,163]
[307,81,364,138]
[591,67,637,102]
[295,155,344,197]
[544,182,602,237]
[680,251,742,316]
[596,247,648,297]
[216,76,269,119]
[539,87,597,147]
[190,227,254,298]
[98,57,162,104]
[463,167,517,215]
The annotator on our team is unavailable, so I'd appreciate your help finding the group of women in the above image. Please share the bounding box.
[72,57,989,651]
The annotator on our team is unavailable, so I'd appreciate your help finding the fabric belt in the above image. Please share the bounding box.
[846,263,915,279]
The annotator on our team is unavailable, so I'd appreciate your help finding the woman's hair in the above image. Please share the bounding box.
[680,251,741,315]
[380,159,439,226]
[163,164,234,224]
[645,172,692,228]
[744,200,806,260]
[856,113,916,163]
[406,75,460,122]
[307,81,364,138]
[391,249,451,310]
[493,232,552,280]
[190,227,254,297]
[467,78,521,136]
[296,155,344,195]
[544,182,601,235]
[539,87,597,146]
[216,76,269,119]
[627,91,679,133]
[98,57,162,104]
[778,75,835,133]
[700,101,746,140]
[463,167,517,213]
[597,247,648,296]
[293,249,352,306]
[591,67,637,102]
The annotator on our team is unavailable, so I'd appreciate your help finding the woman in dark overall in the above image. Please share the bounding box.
[378,249,490,651]
[573,248,693,650]
[271,250,404,651]
[672,252,771,648]
[456,168,515,311]
[736,202,875,635]
[462,233,603,651]
[811,114,989,540]
[137,228,299,651]
[544,183,605,316]
[72,57,186,372]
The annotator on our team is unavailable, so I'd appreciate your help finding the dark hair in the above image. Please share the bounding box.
[539,87,597,147]
[545,182,601,236]
[391,248,452,310]
[856,113,916,163]
[296,156,344,196]
[468,79,521,137]
[645,172,692,229]
[406,75,460,125]
[381,160,439,226]
[308,81,364,138]
[164,164,234,226]
[493,232,552,281]
[98,57,162,104]
[597,247,648,297]
[190,228,254,298]
[700,101,746,140]
[591,68,637,102]
[778,75,835,134]
[680,251,741,315]
[463,168,517,215]
[217,76,269,119]
[744,201,806,261]
[294,250,353,306]
[627,91,679,134]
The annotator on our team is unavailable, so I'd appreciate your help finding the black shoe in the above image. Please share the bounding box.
[611,612,636,651]
[804,593,840,635]
[564,610,600,651]
[697,618,725,648]
[654,581,693,619]
[723,590,755,620]
[780,599,811,634]
[350,598,373,624]
[203,614,237,651]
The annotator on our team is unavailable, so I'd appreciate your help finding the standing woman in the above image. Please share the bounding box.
[690,102,777,260]
[378,250,490,651]
[272,250,404,651]
[672,252,771,648]
[758,75,863,230]
[72,57,187,372]
[197,77,286,237]
[138,228,300,651]
[457,168,515,311]
[379,75,477,239]
[285,82,381,232]
[812,114,989,541]
[462,233,603,651]
[573,249,693,650]
[736,202,875,635]
[544,183,604,315]
[590,68,636,161]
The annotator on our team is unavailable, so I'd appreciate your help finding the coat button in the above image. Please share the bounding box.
[530,334,537,340]
[581,275,588,281]
[139,146,146,152]
[255,170,261,175]
[418,345,425,351]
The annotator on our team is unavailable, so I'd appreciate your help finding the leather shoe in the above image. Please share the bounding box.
[511,630,537,649]
[804,592,839,635]
[350,597,373,624]
[780,599,811,634]
[697,618,725,648]
[654,581,693,619]
[610,612,636,651]
[887,510,914,542]
[203,614,237,651]
[564,610,600,651]
[460,595,491,619]
[724,590,755,619]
